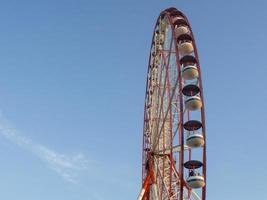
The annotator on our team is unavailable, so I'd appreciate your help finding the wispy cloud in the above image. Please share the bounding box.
[0,116,89,184]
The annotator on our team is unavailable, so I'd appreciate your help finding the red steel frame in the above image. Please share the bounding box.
[141,7,206,200]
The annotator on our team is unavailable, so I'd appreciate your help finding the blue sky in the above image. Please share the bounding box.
[0,0,266,199]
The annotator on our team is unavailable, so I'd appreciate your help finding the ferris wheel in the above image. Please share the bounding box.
[137,7,207,200]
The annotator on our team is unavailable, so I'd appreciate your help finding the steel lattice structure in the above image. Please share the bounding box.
[138,8,206,200]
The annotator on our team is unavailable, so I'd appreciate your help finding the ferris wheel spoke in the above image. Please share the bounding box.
[153,74,180,150]
[154,157,171,199]
[154,51,178,153]
[152,39,174,151]
[155,144,190,155]
[149,41,171,153]
[152,54,168,149]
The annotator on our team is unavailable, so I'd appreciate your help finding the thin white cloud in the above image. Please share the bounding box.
[0,117,89,184]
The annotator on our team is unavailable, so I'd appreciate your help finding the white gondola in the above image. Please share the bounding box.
[187,175,205,189]
[186,133,205,148]
[185,96,202,111]
[178,41,194,56]
[182,64,199,80]
[175,25,189,38]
